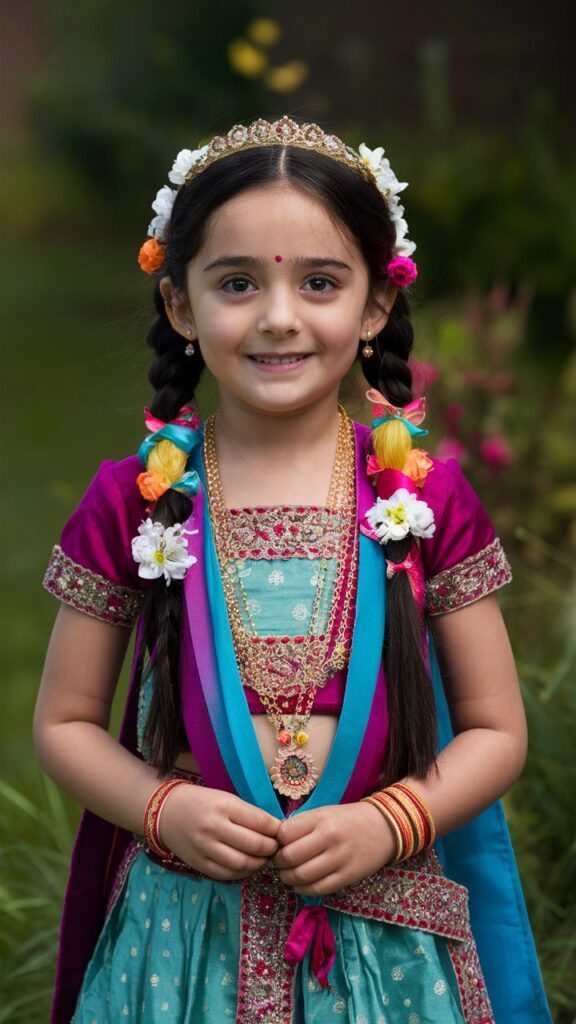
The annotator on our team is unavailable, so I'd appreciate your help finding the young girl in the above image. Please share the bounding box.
[35,117,550,1024]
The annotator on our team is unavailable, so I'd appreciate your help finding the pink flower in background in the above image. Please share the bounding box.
[444,403,466,430]
[436,438,468,464]
[479,436,513,473]
[409,359,439,396]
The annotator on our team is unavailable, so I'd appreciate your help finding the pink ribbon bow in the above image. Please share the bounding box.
[144,403,200,434]
[386,548,425,610]
[366,388,427,427]
[284,904,336,988]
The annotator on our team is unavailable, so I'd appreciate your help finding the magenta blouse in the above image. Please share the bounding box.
[44,429,511,635]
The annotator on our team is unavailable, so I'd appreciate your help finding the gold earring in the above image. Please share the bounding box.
[362,328,373,359]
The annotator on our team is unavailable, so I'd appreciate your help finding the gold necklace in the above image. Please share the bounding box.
[204,410,358,799]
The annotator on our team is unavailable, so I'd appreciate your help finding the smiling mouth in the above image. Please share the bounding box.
[248,354,311,366]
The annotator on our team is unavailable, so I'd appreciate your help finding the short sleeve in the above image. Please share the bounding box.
[419,458,512,616]
[42,456,150,627]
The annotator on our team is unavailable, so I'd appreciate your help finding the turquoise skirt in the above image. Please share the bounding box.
[72,847,467,1023]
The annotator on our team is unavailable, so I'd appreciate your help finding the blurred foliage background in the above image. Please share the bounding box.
[1,1,574,1020]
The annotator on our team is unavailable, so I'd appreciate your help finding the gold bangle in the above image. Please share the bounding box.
[143,778,188,860]
[393,783,436,846]
[363,796,403,863]
[386,787,426,857]
[366,792,415,862]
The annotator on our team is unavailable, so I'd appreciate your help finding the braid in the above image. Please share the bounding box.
[361,291,414,403]
[138,285,206,775]
[147,284,205,422]
[360,291,438,786]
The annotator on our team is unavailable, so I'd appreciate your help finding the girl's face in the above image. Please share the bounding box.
[166,183,389,419]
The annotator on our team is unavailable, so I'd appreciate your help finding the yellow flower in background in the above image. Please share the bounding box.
[247,18,282,47]
[264,61,309,94]
[228,39,268,78]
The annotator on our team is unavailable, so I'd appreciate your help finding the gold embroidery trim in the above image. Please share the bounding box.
[43,545,143,627]
[222,505,349,560]
[426,537,512,615]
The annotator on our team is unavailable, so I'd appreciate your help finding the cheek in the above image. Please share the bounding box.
[195,302,245,350]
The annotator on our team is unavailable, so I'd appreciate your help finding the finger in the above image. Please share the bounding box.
[210,842,271,876]
[220,822,279,858]
[277,852,334,889]
[273,830,328,870]
[290,872,343,897]
[228,802,281,838]
[277,809,321,845]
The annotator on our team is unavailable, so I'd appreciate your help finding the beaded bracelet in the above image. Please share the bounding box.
[143,778,189,862]
[363,783,436,864]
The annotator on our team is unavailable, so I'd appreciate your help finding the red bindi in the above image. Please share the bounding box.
[274,255,283,262]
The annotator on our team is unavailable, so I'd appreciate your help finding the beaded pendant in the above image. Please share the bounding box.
[270,744,319,799]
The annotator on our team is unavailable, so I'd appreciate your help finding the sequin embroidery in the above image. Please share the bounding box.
[43,545,143,627]
[425,538,511,616]
[220,505,350,560]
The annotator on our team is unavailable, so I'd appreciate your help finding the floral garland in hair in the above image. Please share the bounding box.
[131,405,202,585]
[362,389,435,610]
[137,117,418,287]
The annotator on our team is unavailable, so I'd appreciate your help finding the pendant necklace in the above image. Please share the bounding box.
[204,410,358,799]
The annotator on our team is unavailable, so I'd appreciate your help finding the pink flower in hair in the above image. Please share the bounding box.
[386,256,418,287]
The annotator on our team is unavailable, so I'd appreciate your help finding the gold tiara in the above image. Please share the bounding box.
[137,116,417,274]
[182,116,374,186]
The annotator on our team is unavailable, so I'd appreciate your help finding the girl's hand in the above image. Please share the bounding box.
[159,784,280,881]
[274,802,395,896]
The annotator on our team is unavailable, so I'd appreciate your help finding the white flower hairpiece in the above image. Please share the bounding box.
[168,146,210,186]
[138,117,417,276]
[131,518,198,585]
[365,489,435,545]
[358,145,415,257]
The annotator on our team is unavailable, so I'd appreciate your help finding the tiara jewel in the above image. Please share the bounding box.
[138,116,416,274]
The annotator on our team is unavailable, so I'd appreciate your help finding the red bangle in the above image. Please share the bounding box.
[143,779,189,861]
[393,783,436,846]
[370,790,415,862]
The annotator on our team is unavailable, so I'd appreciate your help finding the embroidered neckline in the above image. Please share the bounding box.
[221,505,350,561]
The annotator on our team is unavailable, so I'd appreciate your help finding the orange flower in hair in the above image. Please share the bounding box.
[138,237,166,274]
[403,448,433,487]
[137,470,171,501]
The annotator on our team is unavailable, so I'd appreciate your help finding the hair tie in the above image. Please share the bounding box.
[386,545,425,610]
[144,404,200,433]
[137,404,202,503]
[366,389,428,438]
[138,405,202,466]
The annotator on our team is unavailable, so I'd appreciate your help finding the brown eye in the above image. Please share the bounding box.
[305,276,335,292]
[222,276,254,293]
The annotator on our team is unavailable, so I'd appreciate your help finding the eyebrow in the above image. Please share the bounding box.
[202,256,352,272]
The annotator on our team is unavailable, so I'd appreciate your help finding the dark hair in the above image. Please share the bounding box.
[139,145,436,785]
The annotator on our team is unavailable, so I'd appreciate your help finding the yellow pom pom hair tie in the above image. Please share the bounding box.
[365,389,434,500]
[136,405,202,507]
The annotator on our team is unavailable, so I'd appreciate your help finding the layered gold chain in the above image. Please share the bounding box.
[204,411,358,729]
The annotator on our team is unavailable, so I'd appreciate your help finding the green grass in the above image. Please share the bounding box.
[0,778,75,1023]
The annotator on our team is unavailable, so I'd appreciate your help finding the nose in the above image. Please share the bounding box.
[257,284,302,338]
